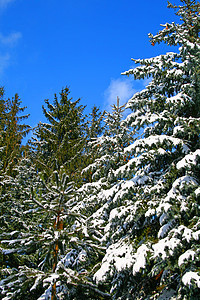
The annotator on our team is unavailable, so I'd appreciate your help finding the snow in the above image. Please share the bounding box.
[182,227,193,243]
[1,249,17,255]
[24,208,39,214]
[157,148,166,155]
[94,240,133,283]
[182,271,200,288]
[113,181,135,202]
[157,202,172,214]
[172,225,194,243]
[180,199,188,212]
[60,250,77,267]
[172,175,198,191]
[1,239,24,245]
[54,231,59,240]
[156,175,198,214]
[195,187,200,197]
[153,237,181,259]
[132,174,149,185]
[177,149,200,170]
[125,135,189,154]
[37,286,52,300]
[173,125,184,135]
[1,8,200,300]
[158,222,173,239]
[43,273,59,285]
[178,250,195,267]
[78,181,102,192]
[193,230,200,241]
[145,208,156,217]
[132,244,150,275]
[30,275,43,291]
[159,213,168,225]
[166,69,183,77]
[115,157,138,175]
[107,206,127,223]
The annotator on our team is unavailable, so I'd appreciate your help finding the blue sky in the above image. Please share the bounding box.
[0,0,180,129]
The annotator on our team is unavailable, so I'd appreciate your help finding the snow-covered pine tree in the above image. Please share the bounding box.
[82,98,132,185]
[92,1,200,299]
[0,90,33,292]
[75,99,134,275]
[0,158,42,263]
[0,165,109,300]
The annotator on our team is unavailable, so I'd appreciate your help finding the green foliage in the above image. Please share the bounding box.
[81,105,105,183]
[33,86,86,183]
[0,88,30,175]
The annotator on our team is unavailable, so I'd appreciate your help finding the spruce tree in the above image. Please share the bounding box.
[33,86,86,183]
[0,87,6,173]
[0,89,31,275]
[92,1,200,299]
[77,98,133,262]
[0,166,109,299]
[86,105,105,140]
[0,90,30,175]
[82,105,105,184]
[82,98,132,185]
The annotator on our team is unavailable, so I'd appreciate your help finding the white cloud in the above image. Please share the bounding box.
[0,32,21,76]
[104,78,135,110]
[0,32,22,46]
[0,53,10,75]
[0,1,20,77]
[0,0,15,9]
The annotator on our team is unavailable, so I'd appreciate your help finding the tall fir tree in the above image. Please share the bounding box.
[0,89,30,175]
[33,86,86,183]
[0,89,31,274]
[90,1,200,299]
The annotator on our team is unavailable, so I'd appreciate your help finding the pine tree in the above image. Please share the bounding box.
[82,98,132,185]
[0,89,32,285]
[0,90,30,175]
[77,98,133,264]
[0,166,110,299]
[0,87,6,173]
[92,1,200,299]
[86,105,105,140]
[33,86,86,182]
[81,105,105,184]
